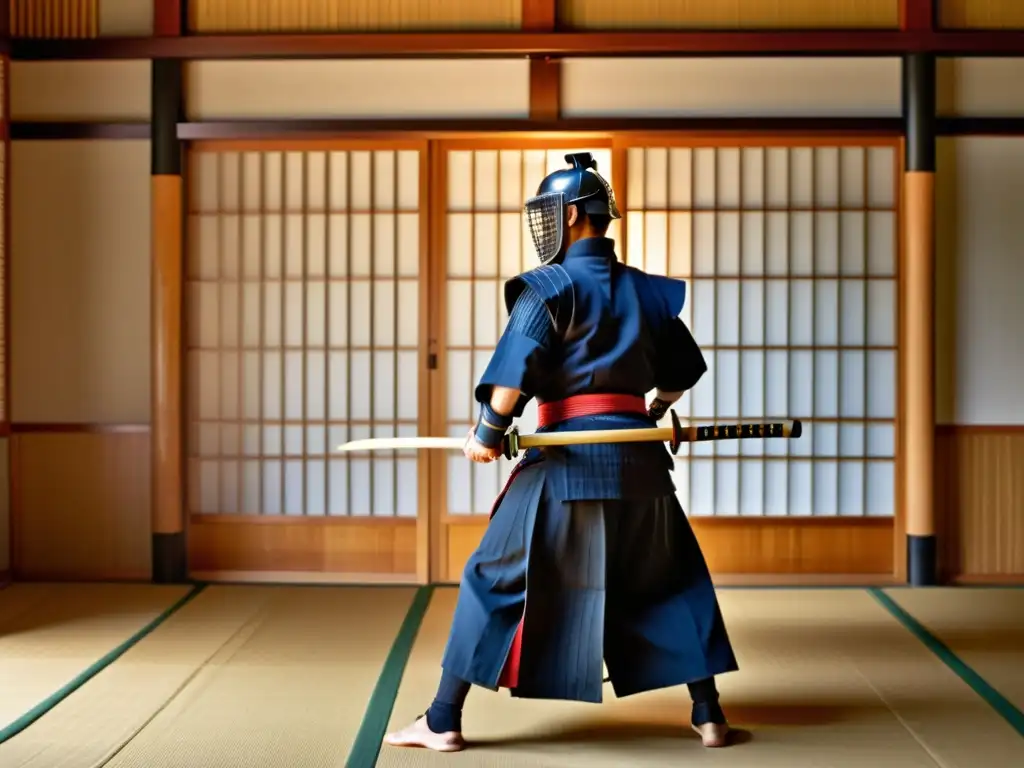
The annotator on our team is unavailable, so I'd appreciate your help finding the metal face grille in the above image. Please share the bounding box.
[626,144,899,517]
[524,191,565,264]
[443,147,616,516]
[186,146,422,517]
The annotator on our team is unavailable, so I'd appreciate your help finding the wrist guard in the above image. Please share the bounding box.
[648,397,672,422]
[474,403,513,449]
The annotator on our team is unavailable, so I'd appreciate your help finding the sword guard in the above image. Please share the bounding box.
[669,409,684,455]
[502,427,521,460]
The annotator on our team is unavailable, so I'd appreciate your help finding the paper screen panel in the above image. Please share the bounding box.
[187,147,421,517]
[444,147,615,515]
[626,144,898,517]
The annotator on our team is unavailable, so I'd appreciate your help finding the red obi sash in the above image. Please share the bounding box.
[536,393,647,428]
[496,392,647,690]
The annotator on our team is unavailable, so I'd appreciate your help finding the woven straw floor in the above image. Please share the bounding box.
[1,584,1022,767]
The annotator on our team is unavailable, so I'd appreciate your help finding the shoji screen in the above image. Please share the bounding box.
[187,145,424,519]
[624,142,899,518]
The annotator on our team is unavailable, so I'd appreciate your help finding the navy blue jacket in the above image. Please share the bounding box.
[475,237,707,501]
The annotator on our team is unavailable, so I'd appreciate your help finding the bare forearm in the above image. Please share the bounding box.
[489,386,522,417]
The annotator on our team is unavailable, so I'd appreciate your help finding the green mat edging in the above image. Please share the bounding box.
[0,583,208,744]
[868,587,1024,738]
[346,585,435,768]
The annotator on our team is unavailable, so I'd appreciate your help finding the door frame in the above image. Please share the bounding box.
[182,137,433,585]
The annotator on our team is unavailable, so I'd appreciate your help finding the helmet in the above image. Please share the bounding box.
[523,152,622,265]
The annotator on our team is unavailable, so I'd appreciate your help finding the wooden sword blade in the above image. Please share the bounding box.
[336,436,466,452]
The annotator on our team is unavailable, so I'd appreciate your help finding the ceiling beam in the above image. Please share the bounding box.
[8,29,1024,61]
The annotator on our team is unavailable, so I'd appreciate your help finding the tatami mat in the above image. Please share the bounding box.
[884,587,1024,715]
[0,583,190,737]
[0,585,271,768]
[380,588,1024,768]
[90,585,417,768]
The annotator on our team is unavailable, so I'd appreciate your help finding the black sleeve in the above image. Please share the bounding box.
[654,318,707,393]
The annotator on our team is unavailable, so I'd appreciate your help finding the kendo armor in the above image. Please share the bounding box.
[524,152,622,265]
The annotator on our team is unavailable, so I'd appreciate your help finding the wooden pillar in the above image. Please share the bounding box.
[522,0,556,30]
[525,0,560,124]
[151,2,186,583]
[902,53,937,586]
[901,0,935,31]
[1,2,10,582]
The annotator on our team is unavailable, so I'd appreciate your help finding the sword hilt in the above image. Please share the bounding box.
[665,410,804,454]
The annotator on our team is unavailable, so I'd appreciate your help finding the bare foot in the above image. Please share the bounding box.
[692,721,730,748]
[383,716,466,753]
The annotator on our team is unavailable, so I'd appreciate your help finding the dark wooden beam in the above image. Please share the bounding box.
[9,30,1024,61]
[902,0,934,32]
[9,116,1024,142]
[936,117,1024,135]
[10,122,152,139]
[176,117,905,141]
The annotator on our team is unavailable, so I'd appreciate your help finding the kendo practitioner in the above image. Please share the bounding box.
[385,153,738,753]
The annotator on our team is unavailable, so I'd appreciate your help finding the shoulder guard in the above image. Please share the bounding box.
[503,263,575,335]
[629,269,687,324]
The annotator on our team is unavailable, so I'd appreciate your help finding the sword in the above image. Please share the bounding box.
[336,410,802,460]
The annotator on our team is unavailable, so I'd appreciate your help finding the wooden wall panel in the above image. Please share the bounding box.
[445,518,895,584]
[187,0,521,32]
[185,60,531,121]
[10,61,151,122]
[559,0,899,29]
[937,428,1024,582]
[10,1,152,38]
[0,104,5,427]
[11,140,151,424]
[0,439,9,575]
[99,0,154,36]
[11,431,151,580]
[560,58,902,118]
[940,0,1024,29]
[188,518,417,581]
[10,0,100,37]
[936,59,1024,117]
[934,138,1024,424]
[934,138,958,426]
